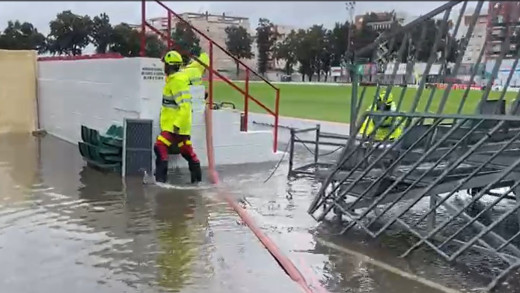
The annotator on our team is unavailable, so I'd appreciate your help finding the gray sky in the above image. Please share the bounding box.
[0,1,482,35]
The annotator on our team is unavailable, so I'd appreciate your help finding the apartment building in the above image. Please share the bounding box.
[354,12,406,31]
[146,12,256,71]
[461,14,488,64]
[486,1,520,60]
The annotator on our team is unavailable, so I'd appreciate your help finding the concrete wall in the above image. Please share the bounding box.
[0,50,38,134]
[37,57,281,168]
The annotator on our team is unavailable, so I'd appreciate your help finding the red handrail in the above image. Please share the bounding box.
[140,0,280,152]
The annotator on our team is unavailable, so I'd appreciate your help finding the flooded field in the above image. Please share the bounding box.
[0,131,518,293]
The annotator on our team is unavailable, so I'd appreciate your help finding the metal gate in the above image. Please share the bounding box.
[309,1,520,291]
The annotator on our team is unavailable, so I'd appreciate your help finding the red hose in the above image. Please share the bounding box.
[204,107,327,293]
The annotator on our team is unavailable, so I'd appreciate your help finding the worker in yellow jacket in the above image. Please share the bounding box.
[154,50,202,184]
[182,52,210,99]
[358,90,403,141]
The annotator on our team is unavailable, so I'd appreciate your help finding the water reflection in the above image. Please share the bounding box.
[4,130,512,292]
[0,134,301,293]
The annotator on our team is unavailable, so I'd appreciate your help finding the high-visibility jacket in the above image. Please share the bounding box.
[358,101,403,141]
[182,61,205,86]
[160,71,192,135]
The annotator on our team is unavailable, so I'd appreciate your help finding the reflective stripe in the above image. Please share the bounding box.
[178,140,192,147]
[176,98,192,105]
[162,91,191,107]
[158,135,172,147]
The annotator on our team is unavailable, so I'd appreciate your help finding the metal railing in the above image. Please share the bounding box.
[140,0,280,152]
[308,1,520,291]
[287,125,348,177]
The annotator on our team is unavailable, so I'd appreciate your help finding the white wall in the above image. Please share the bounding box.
[37,57,281,169]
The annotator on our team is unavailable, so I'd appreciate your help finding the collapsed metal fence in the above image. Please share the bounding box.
[308,1,520,291]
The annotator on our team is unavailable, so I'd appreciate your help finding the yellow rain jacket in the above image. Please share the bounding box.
[359,101,403,141]
[182,60,205,86]
[160,71,192,135]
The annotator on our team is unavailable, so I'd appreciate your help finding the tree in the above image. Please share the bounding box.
[109,23,139,57]
[47,10,93,56]
[256,18,279,75]
[273,30,298,75]
[294,29,313,81]
[145,34,167,58]
[352,20,379,60]
[305,25,329,81]
[171,21,201,64]
[330,22,350,66]
[109,23,165,58]
[0,20,46,52]
[225,25,253,75]
[90,13,113,54]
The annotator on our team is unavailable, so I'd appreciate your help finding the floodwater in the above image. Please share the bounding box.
[0,130,518,293]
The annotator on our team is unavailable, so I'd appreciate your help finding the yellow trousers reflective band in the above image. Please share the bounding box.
[158,135,172,147]
[178,140,192,147]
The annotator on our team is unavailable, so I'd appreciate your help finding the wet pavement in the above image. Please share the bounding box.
[1,131,519,292]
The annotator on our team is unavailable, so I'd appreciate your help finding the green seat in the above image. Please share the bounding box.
[106,125,123,138]
[81,125,123,148]
[78,142,120,163]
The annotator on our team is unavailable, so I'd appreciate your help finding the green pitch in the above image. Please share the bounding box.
[208,81,518,123]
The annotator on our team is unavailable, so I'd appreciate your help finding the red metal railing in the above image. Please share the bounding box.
[140,0,280,152]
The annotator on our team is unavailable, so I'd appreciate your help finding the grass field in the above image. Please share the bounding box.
[206,81,519,124]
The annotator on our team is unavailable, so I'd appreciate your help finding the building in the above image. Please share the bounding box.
[461,14,488,64]
[486,1,520,60]
[146,12,255,71]
[354,12,405,31]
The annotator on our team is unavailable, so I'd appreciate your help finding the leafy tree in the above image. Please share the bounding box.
[294,29,313,81]
[273,30,298,75]
[47,10,93,56]
[145,34,167,58]
[306,25,329,81]
[224,25,253,75]
[0,20,46,52]
[109,23,140,56]
[330,22,350,66]
[320,30,333,81]
[90,13,113,54]
[352,21,379,60]
[109,23,165,58]
[171,21,201,64]
[256,18,279,75]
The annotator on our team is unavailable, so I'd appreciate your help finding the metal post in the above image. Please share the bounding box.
[167,11,172,48]
[140,0,146,57]
[348,65,358,145]
[244,69,249,132]
[209,42,214,107]
[288,128,295,175]
[274,89,280,152]
[314,124,320,165]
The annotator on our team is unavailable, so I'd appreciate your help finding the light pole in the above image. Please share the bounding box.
[345,1,356,63]
[345,1,357,146]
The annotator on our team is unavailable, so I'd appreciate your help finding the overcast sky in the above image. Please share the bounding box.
[0,1,483,35]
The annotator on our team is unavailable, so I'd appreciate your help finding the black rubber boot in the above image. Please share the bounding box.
[189,161,202,183]
[154,160,168,183]
[181,152,202,184]
[154,146,168,183]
